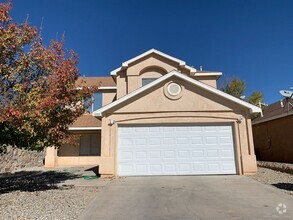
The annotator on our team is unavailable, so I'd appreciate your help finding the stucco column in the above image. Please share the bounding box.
[238,112,257,175]
[100,117,115,176]
[246,116,255,155]
[101,117,110,157]
[44,147,58,168]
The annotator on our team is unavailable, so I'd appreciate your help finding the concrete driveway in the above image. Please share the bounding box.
[78,176,293,220]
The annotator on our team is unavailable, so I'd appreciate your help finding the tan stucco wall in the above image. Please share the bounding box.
[127,55,179,93]
[193,76,218,88]
[113,77,238,113]
[99,78,257,176]
[45,146,102,168]
[58,143,79,156]
[102,91,116,106]
[116,54,217,96]
[116,70,127,99]
[45,54,256,174]
[115,53,218,96]
[127,54,179,76]
[45,131,102,168]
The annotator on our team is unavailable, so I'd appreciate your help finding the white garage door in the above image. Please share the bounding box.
[118,125,236,176]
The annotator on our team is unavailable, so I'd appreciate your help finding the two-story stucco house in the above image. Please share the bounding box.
[45,49,261,176]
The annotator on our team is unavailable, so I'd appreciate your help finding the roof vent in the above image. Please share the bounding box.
[199,65,203,71]
[167,83,181,96]
[280,99,284,108]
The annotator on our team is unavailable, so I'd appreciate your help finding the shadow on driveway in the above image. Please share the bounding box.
[272,182,293,192]
[0,170,80,194]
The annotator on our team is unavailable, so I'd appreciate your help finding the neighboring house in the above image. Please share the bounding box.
[45,49,261,176]
[252,98,293,163]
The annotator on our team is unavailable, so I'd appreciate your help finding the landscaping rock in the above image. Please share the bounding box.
[257,161,293,174]
[0,169,98,220]
[250,167,293,196]
[0,186,97,220]
[0,145,45,173]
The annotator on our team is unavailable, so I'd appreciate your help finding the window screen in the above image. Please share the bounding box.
[79,134,101,156]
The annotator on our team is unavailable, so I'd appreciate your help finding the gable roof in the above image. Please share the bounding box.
[252,99,293,125]
[76,76,116,88]
[69,114,101,129]
[93,70,261,117]
[110,49,197,76]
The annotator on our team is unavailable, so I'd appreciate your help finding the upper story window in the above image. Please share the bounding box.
[142,78,157,86]
[86,92,102,112]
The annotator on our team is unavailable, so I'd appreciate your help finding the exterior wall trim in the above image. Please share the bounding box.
[110,49,197,76]
[194,72,222,77]
[99,86,117,90]
[113,119,241,176]
[68,127,102,130]
[93,70,261,116]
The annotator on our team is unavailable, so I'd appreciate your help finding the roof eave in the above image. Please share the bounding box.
[93,111,102,117]
[98,86,117,90]
[110,49,197,76]
[93,70,261,116]
[252,110,293,125]
[68,127,102,130]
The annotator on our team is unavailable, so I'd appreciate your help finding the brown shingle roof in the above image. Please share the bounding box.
[253,98,293,124]
[69,115,101,127]
[76,76,116,87]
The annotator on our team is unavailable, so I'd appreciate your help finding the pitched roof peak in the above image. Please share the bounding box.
[111,49,197,76]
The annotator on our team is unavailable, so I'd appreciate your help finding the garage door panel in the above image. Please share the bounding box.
[193,162,206,171]
[192,150,205,158]
[149,151,161,159]
[119,138,134,147]
[178,151,190,158]
[119,164,134,173]
[219,136,233,144]
[149,137,160,145]
[120,151,133,160]
[136,151,148,159]
[134,138,147,145]
[205,136,219,145]
[135,164,148,173]
[221,149,235,158]
[178,163,192,172]
[150,164,163,173]
[148,126,160,132]
[191,137,204,145]
[118,125,236,176]
[163,137,175,145]
[204,126,218,132]
[222,163,236,171]
[207,162,221,171]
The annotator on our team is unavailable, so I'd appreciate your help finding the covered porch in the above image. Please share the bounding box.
[45,115,102,168]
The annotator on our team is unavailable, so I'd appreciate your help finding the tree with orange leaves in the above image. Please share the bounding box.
[0,2,95,151]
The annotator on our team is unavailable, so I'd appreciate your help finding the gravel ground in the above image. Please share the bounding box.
[1,166,291,219]
[258,161,293,174]
[250,167,293,196]
[0,170,98,220]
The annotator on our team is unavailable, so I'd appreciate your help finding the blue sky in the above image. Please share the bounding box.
[5,0,293,104]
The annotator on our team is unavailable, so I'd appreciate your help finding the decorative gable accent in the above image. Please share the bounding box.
[93,70,261,116]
